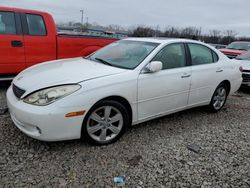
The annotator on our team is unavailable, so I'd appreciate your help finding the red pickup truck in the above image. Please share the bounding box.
[0,7,118,80]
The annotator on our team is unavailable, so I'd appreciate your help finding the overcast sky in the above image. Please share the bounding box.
[1,0,250,36]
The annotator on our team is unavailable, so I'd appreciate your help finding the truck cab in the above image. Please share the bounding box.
[0,7,118,80]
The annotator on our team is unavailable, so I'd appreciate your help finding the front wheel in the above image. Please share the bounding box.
[82,100,129,145]
[208,83,228,112]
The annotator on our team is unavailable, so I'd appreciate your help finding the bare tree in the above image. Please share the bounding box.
[224,30,238,43]
[131,26,155,37]
[210,30,221,43]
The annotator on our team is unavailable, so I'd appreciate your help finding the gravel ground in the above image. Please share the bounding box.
[0,83,250,188]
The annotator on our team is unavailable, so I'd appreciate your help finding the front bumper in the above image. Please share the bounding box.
[6,86,86,141]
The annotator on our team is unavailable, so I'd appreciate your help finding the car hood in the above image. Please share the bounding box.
[13,57,127,94]
[239,60,250,71]
[219,48,245,55]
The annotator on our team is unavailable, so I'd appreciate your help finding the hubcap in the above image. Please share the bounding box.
[213,87,226,110]
[87,106,123,142]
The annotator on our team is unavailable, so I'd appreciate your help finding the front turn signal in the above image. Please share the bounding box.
[65,111,85,117]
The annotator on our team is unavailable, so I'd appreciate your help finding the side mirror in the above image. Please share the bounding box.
[145,61,162,73]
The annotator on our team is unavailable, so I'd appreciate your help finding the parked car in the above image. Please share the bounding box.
[7,38,242,145]
[219,41,250,59]
[236,50,250,88]
[208,43,226,49]
[0,7,117,80]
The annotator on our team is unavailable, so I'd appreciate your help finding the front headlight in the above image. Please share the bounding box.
[23,84,81,106]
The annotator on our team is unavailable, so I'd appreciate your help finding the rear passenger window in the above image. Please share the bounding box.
[0,12,16,35]
[188,43,217,65]
[152,43,186,69]
[26,14,46,36]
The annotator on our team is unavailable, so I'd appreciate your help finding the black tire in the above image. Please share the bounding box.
[82,100,129,145]
[208,83,229,112]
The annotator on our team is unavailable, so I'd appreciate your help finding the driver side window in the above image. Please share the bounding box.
[152,43,186,70]
[0,12,16,35]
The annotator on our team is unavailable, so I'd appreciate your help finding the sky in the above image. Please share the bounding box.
[1,0,250,36]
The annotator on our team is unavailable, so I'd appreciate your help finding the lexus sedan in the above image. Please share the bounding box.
[7,38,242,145]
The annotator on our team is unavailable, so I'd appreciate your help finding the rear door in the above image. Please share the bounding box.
[21,13,56,68]
[0,11,25,74]
[187,43,223,106]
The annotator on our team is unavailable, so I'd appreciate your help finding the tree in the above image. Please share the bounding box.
[210,30,221,43]
[131,26,155,37]
[224,30,238,44]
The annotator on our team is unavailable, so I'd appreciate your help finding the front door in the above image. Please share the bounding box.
[137,43,191,121]
[0,11,25,74]
[21,13,56,68]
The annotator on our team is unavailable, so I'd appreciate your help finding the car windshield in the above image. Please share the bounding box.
[88,40,159,69]
[236,51,250,60]
[226,42,250,51]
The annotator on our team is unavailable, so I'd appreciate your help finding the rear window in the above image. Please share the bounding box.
[0,11,16,35]
[26,14,47,36]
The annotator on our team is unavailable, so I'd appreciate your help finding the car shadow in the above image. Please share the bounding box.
[239,86,250,94]
[129,106,207,132]
[0,81,11,89]
[4,106,210,152]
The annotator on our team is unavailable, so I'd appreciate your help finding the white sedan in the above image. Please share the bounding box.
[7,38,242,145]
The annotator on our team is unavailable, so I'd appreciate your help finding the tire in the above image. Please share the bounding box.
[208,83,229,112]
[82,100,129,145]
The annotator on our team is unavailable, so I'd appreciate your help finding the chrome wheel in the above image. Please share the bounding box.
[213,87,227,110]
[86,106,123,142]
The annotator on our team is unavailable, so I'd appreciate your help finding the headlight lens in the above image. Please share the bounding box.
[23,84,81,106]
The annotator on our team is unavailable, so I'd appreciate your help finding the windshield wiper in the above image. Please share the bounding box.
[94,58,113,66]
[93,57,131,70]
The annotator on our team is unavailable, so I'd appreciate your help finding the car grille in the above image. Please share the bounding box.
[13,84,26,99]
[242,73,250,83]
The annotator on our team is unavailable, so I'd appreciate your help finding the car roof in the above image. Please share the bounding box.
[124,37,202,44]
[0,6,48,15]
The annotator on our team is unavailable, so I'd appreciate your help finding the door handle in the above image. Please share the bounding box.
[216,69,223,73]
[11,40,23,47]
[181,74,191,78]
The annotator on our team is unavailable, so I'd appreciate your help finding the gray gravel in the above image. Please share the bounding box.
[0,83,250,187]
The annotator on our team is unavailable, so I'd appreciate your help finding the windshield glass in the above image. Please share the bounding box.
[236,51,250,60]
[88,40,159,69]
[226,42,250,51]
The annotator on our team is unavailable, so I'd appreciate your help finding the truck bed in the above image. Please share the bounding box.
[57,34,117,59]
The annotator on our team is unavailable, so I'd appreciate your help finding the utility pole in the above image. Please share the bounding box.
[80,10,84,26]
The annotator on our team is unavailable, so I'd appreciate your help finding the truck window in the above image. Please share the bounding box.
[26,14,47,36]
[0,12,16,35]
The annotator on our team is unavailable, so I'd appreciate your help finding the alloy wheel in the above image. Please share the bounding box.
[212,87,227,110]
[86,106,124,142]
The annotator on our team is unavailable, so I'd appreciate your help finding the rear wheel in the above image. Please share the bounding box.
[82,100,129,145]
[208,83,228,112]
